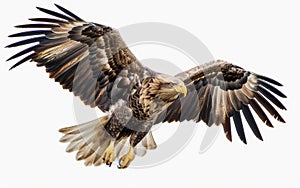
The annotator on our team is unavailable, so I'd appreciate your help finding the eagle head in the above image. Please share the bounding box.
[148,74,187,103]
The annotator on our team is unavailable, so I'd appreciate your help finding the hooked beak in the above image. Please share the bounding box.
[174,84,187,97]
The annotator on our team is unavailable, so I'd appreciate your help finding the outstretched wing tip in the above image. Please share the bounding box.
[225,133,232,142]
[54,3,65,10]
[257,134,264,141]
[277,117,286,123]
[9,63,20,71]
[54,3,84,22]
[257,74,283,87]
[6,57,13,62]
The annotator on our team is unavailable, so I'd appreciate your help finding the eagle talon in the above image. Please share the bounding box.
[101,140,115,166]
[118,146,135,169]
[117,159,123,169]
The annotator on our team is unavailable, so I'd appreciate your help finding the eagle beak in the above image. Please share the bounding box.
[174,84,187,97]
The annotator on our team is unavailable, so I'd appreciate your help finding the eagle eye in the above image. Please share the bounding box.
[166,82,174,86]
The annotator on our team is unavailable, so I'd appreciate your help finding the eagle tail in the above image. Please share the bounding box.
[59,116,157,167]
[59,116,112,166]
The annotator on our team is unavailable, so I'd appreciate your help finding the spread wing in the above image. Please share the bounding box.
[6,4,144,111]
[156,60,286,143]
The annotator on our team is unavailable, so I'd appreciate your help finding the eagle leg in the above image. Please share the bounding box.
[118,130,148,169]
[118,145,135,169]
[101,139,115,167]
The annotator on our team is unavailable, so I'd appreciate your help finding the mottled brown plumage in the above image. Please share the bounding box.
[6,4,286,168]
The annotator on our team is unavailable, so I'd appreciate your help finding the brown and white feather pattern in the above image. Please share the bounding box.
[6,4,144,112]
[59,116,157,166]
[156,60,286,144]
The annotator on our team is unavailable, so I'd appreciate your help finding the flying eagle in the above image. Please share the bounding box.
[6,4,286,169]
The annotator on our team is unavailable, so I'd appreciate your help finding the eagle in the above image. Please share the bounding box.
[6,4,286,169]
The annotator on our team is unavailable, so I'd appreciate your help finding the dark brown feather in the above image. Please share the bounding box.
[7,45,38,61]
[241,104,263,141]
[222,116,232,142]
[232,110,247,144]
[54,4,84,21]
[36,7,75,22]
[156,60,286,143]
[9,53,35,70]
[29,18,68,24]
[257,74,283,86]
[7,5,142,112]
[6,37,46,48]
[15,24,58,28]
[257,86,286,110]
[254,93,285,123]
[258,80,286,98]
[249,99,273,127]
[8,30,51,37]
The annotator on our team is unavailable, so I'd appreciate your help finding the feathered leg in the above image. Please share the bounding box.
[100,113,128,166]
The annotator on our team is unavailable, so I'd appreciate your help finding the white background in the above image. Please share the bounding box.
[0,0,299,188]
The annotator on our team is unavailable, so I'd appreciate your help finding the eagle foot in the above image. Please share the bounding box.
[101,140,115,166]
[118,146,135,169]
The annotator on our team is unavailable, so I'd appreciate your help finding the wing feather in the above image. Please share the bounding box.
[254,93,285,122]
[258,80,286,98]
[36,7,75,22]
[8,30,52,38]
[256,74,283,86]
[29,18,68,24]
[6,4,144,112]
[233,110,247,144]
[54,4,84,21]
[159,60,286,143]
[7,45,38,61]
[15,23,58,28]
[222,116,232,141]
[257,86,286,110]
[241,104,263,141]
[6,37,46,48]
[249,99,273,127]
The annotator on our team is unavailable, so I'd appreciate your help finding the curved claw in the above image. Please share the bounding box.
[101,140,115,166]
[118,146,135,169]
[117,158,124,169]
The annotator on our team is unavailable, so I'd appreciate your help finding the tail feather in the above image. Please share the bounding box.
[59,116,158,167]
[134,131,157,157]
[115,138,127,159]
[65,138,85,153]
[59,116,112,166]
[142,131,157,150]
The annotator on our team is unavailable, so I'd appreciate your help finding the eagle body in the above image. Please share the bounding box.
[104,74,183,137]
[6,4,287,169]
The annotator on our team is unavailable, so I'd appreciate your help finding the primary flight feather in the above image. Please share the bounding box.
[6,4,286,169]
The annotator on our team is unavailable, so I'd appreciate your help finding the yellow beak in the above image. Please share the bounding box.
[174,84,187,97]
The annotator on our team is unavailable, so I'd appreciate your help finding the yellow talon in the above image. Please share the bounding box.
[118,146,135,169]
[101,139,115,166]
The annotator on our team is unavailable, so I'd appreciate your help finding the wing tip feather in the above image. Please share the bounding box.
[54,4,84,21]
[241,139,247,144]
[225,132,232,142]
[257,74,283,86]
